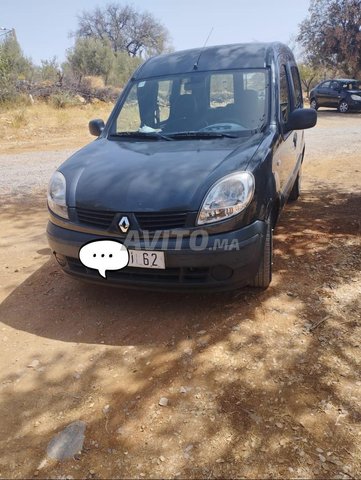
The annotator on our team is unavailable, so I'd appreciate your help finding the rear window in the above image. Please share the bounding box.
[209,74,234,108]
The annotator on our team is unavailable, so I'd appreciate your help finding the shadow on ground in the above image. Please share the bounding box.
[0,187,360,478]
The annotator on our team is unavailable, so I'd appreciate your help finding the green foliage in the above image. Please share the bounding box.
[39,57,60,83]
[50,91,78,109]
[107,51,142,87]
[0,34,33,80]
[0,32,34,104]
[65,37,142,88]
[298,0,361,78]
[67,38,114,84]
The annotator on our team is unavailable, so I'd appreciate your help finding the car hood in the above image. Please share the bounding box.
[60,134,264,212]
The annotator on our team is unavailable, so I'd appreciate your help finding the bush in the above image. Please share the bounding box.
[50,92,78,109]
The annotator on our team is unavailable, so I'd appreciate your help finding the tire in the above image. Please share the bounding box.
[310,98,318,110]
[338,100,349,113]
[249,218,273,289]
[288,171,301,202]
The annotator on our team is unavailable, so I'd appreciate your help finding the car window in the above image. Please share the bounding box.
[114,69,269,135]
[244,71,267,102]
[209,74,234,108]
[279,65,290,123]
[157,80,172,122]
[321,81,331,88]
[290,66,303,108]
[330,81,340,90]
[344,81,360,90]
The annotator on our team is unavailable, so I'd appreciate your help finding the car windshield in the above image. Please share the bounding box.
[111,69,269,138]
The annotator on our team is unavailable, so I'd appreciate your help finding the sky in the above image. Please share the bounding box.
[0,0,311,65]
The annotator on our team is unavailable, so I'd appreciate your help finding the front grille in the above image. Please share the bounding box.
[75,208,189,232]
[76,207,114,229]
[66,257,209,284]
[135,212,188,231]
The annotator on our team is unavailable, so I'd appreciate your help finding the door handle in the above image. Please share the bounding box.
[293,133,297,148]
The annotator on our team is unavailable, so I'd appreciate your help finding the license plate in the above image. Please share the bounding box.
[128,250,165,269]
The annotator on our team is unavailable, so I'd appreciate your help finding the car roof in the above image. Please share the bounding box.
[133,42,293,79]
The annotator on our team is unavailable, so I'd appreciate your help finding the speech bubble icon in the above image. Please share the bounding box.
[79,240,129,279]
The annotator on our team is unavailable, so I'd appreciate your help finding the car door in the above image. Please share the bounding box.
[316,81,331,106]
[329,81,342,107]
[273,61,298,203]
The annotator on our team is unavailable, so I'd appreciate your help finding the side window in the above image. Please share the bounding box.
[291,66,303,108]
[321,81,331,89]
[209,74,234,108]
[279,65,290,123]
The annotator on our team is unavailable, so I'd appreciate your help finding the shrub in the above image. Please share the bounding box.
[50,91,78,109]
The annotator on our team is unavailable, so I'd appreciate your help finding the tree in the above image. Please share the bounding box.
[74,3,172,58]
[39,57,60,84]
[0,31,33,80]
[297,0,361,78]
[298,64,322,98]
[67,37,115,84]
[107,51,142,87]
[0,31,34,102]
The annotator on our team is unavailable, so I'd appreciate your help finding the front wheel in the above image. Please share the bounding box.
[338,100,349,113]
[249,218,273,289]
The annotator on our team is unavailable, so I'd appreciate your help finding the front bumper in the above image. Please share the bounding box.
[47,220,267,291]
[348,98,361,110]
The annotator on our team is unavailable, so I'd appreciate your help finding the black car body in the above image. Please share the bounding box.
[310,78,361,113]
[47,42,316,291]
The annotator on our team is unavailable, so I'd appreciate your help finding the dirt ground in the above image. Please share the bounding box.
[0,108,360,479]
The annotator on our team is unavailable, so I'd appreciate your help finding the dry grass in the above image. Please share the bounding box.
[1,101,114,154]
[10,108,29,129]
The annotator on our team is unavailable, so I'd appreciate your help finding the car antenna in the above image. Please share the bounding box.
[193,27,214,70]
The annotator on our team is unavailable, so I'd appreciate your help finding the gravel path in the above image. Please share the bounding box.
[0,149,75,196]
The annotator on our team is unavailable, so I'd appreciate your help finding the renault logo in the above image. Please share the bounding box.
[118,216,130,233]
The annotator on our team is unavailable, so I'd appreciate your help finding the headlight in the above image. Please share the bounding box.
[47,171,68,219]
[351,94,361,101]
[197,172,255,225]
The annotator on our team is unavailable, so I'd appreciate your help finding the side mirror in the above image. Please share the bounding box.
[89,119,105,136]
[286,108,317,131]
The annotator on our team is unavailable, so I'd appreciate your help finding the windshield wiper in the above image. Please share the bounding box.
[109,131,173,141]
[168,131,239,139]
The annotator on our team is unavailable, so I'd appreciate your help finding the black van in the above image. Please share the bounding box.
[47,42,316,290]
